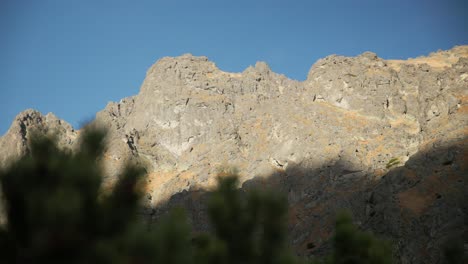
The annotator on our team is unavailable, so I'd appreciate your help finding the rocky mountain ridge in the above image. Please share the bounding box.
[1,46,467,263]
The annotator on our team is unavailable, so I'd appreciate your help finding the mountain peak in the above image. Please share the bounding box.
[1,46,467,263]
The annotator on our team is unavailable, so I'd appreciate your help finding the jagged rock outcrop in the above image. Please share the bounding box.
[0,109,77,166]
[1,46,467,263]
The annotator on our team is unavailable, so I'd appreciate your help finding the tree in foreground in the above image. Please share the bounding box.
[193,175,298,264]
[0,129,192,263]
[323,212,392,264]
[0,128,402,263]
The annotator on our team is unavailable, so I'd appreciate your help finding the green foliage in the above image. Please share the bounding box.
[195,175,297,264]
[326,212,392,264]
[385,157,400,169]
[0,128,398,263]
[0,129,191,264]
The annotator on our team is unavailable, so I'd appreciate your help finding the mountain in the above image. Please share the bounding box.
[1,46,467,263]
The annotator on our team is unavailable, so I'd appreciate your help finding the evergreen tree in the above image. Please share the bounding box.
[193,175,297,264]
[324,212,392,264]
[0,128,401,264]
[0,129,192,264]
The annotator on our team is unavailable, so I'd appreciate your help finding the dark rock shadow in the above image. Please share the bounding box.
[142,138,467,263]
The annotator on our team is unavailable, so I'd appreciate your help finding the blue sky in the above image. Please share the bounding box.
[1,0,467,135]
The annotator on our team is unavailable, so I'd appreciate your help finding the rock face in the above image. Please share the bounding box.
[0,109,77,166]
[1,46,467,263]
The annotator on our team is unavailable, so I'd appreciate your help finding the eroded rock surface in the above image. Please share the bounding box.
[0,109,77,166]
[1,46,467,263]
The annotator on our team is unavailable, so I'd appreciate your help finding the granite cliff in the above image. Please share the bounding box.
[1,46,467,263]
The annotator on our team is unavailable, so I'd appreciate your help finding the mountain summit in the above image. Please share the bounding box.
[1,46,467,262]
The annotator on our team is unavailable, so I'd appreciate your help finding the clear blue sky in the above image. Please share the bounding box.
[1,0,467,135]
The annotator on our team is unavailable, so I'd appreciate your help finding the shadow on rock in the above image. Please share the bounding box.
[144,137,467,263]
